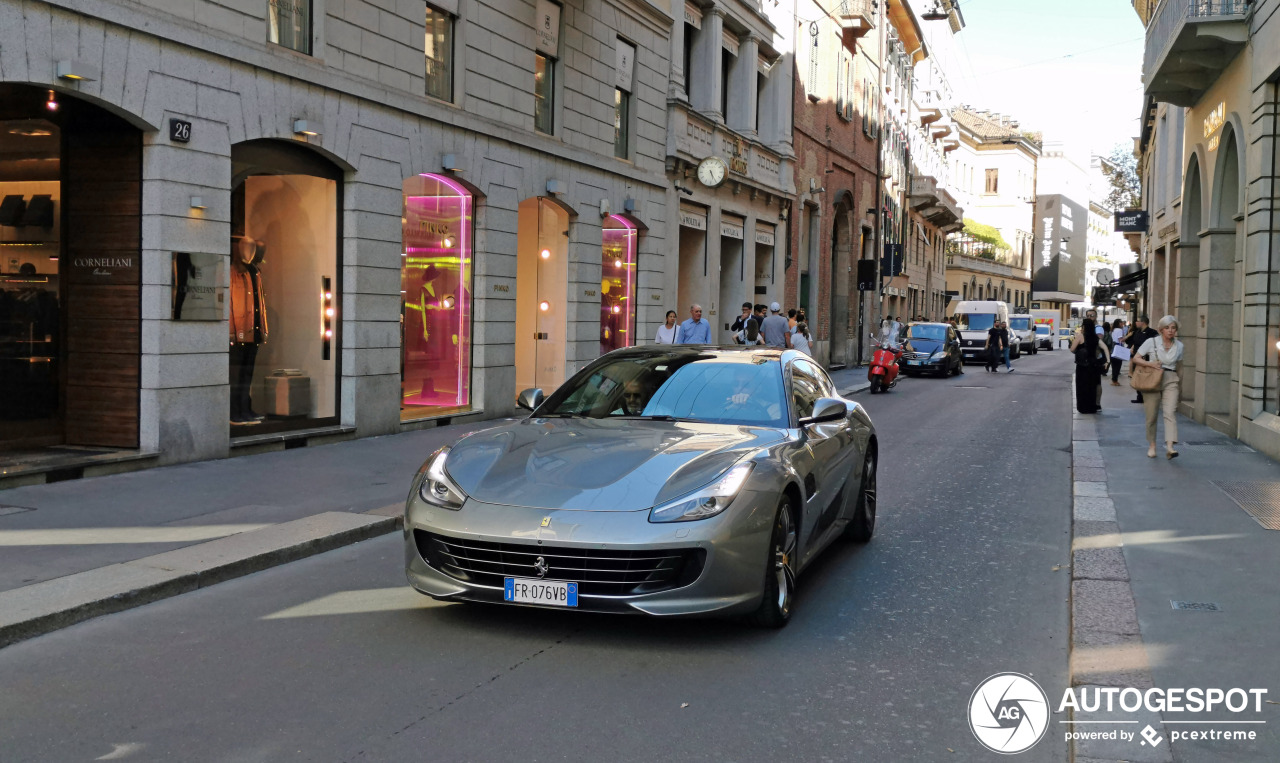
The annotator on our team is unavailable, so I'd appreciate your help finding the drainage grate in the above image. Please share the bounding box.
[1212,481,1280,530]
[1171,601,1221,612]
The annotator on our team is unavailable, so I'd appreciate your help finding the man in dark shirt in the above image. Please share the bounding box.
[985,321,1010,373]
[729,302,753,343]
[744,304,767,345]
[1125,314,1158,403]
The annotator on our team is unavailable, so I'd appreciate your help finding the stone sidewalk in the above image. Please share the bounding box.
[1069,378,1280,762]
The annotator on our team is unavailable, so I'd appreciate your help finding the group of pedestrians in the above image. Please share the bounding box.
[655,302,812,355]
[1071,310,1184,459]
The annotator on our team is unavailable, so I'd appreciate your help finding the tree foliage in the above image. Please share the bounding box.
[1102,143,1141,212]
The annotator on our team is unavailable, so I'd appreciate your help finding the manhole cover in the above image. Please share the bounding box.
[1171,601,1221,612]
[1212,481,1280,530]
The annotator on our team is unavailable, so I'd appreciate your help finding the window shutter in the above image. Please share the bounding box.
[807,24,819,95]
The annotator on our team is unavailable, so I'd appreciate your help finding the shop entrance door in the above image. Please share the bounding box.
[515,198,568,394]
[0,85,142,454]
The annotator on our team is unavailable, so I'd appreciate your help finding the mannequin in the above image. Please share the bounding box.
[229,235,267,424]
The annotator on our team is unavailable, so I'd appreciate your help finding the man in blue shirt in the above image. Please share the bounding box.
[675,304,711,344]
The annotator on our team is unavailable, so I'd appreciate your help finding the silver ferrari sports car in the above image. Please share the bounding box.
[404,345,878,627]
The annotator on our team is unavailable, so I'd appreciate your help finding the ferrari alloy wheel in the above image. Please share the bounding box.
[749,498,797,628]
[846,449,877,543]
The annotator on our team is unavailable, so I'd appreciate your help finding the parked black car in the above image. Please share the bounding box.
[900,322,963,377]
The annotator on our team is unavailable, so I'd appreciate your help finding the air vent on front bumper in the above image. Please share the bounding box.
[415,530,706,596]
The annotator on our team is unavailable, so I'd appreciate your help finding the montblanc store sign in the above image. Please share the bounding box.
[1114,210,1148,233]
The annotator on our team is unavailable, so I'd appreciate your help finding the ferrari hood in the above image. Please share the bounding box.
[443,418,785,511]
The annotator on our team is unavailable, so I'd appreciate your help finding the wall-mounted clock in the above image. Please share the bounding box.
[696,156,728,189]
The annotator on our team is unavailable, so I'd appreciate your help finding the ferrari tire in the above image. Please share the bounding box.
[748,497,797,628]
[845,449,877,543]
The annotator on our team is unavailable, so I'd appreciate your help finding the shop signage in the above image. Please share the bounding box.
[535,0,561,56]
[679,206,707,231]
[1114,210,1148,233]
[754,224,775,246]
[492,284,510,293]
[720,217,744,239]
[728,137,749,175]
[584,289,596,297]
[69,253,141,285]
[615,39,635,93]
[169,118,192,144]
[1159,222,1178,239]
[683,1,702,29]
[652,293,662,301]
[722,30,739,56]
[171,252,225,321]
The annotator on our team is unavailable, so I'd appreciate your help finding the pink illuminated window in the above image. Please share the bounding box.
[600,215,636,355]
[401,174,473,418]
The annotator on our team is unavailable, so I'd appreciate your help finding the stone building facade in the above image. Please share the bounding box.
[0,0,673,475]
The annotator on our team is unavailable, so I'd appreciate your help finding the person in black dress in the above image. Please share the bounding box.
[984,321,1008,373]
[1070,317,1109,413]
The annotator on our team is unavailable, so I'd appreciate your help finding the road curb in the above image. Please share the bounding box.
[1067,381,1170,763]
[0,511,401,650]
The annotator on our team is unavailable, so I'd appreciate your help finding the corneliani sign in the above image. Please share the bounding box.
[73,256,134,269]
[1114,210,1148,233]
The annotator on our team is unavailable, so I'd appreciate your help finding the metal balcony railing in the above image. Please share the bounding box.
[1144,0,1249,80]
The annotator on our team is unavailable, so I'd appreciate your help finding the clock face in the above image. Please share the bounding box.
[697,157,727,188]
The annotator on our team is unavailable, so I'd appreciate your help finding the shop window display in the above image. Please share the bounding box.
[230,142,340,433]
[600,215,636,356]
[401,174,473,419]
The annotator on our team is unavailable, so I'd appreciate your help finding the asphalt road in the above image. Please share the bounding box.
[0,351,1076,762]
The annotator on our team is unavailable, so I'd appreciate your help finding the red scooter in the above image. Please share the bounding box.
[867,335,904,394]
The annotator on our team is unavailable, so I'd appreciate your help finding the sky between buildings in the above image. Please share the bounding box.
[948,0,1146,161]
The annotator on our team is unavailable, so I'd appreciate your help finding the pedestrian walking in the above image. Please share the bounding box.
[761,302,793,348]
[791,322,812,355]
[1069,317,1109,413]
[675,304,711,344]
[729,302,753,344]
[1131,315,1185,459]
[655,310,678,344]
[984,320,1008,373]
[1124,315,1158,403]
[999,320,1014,372]
[787,309,799,332]
[1108,318,1128,385]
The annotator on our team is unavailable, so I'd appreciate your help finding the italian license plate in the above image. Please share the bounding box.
[504,578,578,607]
[908,360,921,366]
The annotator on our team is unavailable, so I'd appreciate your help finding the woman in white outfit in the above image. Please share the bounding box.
[1130,315,1184,459]
[654,310,678,344]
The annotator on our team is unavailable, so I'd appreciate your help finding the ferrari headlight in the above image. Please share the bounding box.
[649,462,755,523]
[417,448,468,510]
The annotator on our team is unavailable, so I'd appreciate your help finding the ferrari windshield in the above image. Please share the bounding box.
[539,353,789,427]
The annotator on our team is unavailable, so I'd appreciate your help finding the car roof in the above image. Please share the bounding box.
[604,344,796,363]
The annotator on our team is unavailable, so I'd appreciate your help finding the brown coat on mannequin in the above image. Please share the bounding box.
[230,236,268,344]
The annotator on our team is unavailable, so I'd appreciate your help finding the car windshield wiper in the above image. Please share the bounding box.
[615,414,683,421]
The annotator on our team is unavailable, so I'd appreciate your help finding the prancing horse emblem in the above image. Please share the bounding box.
[540,516,551,527]
[533,556,549,578]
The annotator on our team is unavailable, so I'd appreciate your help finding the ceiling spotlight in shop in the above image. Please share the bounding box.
[442,238,453,248]
[540,249,551,260]
[443,296,455,309]
[614,259,622,268]
[45,90,58,112]
[611,305,621,314]
[539,301,550,312]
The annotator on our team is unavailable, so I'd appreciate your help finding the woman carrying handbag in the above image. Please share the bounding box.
[1130,315,1185,459]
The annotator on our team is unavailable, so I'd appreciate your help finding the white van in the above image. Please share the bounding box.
[952,300,1010,364]
[1005,314,1038,357]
